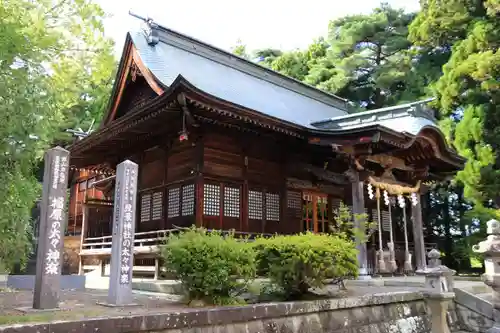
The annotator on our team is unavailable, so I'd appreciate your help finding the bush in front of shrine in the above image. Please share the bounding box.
[161,227,256,306]
[253,233,358,299]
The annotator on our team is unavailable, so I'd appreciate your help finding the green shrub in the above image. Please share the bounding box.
[330,201,376,243]
[253,233,358,299]
[161,227,256,306]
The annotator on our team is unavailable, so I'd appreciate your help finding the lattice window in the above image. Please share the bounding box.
[287,191,301,209]
[248,190,263,220]
[167,187,180,218]
[140,193,151,222]
[182,184,195,216]
[152,191,163,220]
[203,184,220,216]
[224,186,240,218]
[266,193,280,221]
[381,210,391,231]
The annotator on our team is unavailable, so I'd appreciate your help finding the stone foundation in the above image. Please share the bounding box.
[0,291,432,333]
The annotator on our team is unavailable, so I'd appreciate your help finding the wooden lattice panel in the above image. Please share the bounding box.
[287,191,301,209]
[182,184,195,216]
[224,186,240,218]
[248,190,263,220]
[266,193,280,221]
[167,187,180,218]
[140,193,151,222]
[152,191,163,220]
[203,184,220,216]
[381,210,391,231]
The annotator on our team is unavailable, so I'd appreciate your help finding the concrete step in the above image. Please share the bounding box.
[132,280,184,295]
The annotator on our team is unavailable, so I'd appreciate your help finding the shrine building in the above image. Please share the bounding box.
[65,18,465,279]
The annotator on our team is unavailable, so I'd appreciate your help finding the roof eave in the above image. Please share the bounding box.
[100,34,134,128]
[310,98,438,128]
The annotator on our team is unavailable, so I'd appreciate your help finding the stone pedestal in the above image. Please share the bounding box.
[424,292,455,333]
[473,219,500,332]
[417,249,455,333]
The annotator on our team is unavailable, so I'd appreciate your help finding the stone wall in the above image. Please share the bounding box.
[0,292,433,333]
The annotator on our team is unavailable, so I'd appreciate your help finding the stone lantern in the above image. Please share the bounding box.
[416,249,456,333]
[473,219,500,333]
[418,248,456,292]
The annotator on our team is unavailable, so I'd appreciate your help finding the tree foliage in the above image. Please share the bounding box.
[0,0,115,271]
[410,0,500,208]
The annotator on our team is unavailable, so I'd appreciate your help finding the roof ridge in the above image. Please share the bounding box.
[311,98,437,127]
[138,20,348,111]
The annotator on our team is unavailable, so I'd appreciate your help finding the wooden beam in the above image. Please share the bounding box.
[131,47,164,95]
[106,43,134,125]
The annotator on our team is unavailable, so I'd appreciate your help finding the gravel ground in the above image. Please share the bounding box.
[0,288,185,325]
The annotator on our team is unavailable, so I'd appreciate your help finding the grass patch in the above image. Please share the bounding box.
[0,309,104,326]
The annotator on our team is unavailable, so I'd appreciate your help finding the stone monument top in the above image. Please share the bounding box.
[473,219,500,256]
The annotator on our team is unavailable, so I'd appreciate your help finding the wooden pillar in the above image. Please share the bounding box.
[154,258,160,280]
[100,258,106,277]
[350,170,370,278]
[312,195,318,233]
[262,189,267,234]
[78,204,89,275]
[162,147,169,230]
[412,194,427,271]
[195,133,204,227]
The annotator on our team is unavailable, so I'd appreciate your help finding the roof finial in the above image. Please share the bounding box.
[128,10,159,46]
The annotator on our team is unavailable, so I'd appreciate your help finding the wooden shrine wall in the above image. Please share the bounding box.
[77,127,350,239]
[137,140,198,232]
[67,170,107,236]
[131,129,351,236]
[200,132,292,234]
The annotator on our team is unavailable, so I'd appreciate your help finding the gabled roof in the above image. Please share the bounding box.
[311,98,439,135]
[127,23,349,128]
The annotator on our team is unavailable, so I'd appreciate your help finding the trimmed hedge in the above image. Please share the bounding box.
[161,228,256,305]
[253,233,358,298]
[162,228,359,304]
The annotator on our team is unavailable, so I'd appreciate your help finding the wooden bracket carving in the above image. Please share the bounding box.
[177,93,187,107]
[130,62,139,82]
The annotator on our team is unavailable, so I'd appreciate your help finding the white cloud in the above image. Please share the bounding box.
[96,0,420,55]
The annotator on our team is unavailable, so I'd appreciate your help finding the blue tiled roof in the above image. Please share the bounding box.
[129,31,348,128]
[311,99,439,135]
[129,27,439,136]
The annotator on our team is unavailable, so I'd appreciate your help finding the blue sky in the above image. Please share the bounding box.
[97,0,420,55]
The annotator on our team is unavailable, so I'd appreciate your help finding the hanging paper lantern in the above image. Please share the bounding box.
[410,192,418,206]
[367,184,374,200]
[383,190,390,206]
[397,194,406,208]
